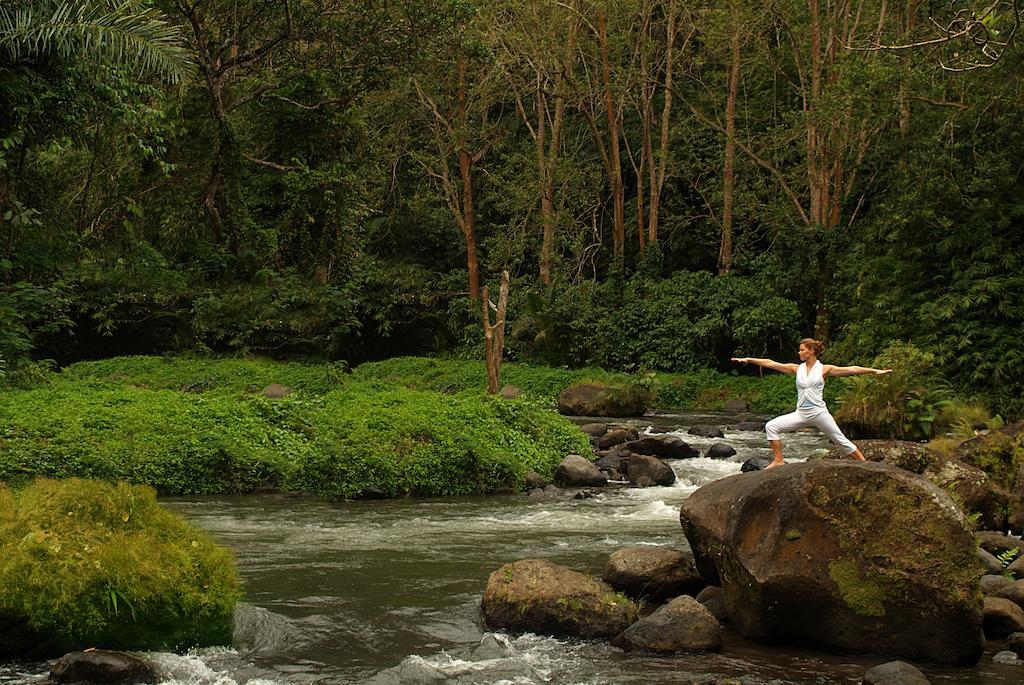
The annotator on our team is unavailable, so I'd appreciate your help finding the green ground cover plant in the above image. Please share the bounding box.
[0,356,592,497]
[0,478,241,653]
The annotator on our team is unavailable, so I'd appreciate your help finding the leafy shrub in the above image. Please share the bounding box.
[835,342,951,439]
[0,478,241,652]
[63,355,345,394]
[290,389,591,498]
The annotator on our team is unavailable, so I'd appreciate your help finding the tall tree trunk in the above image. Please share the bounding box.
[648,7,676,246]
[539,24,573,285]
[456,54,480,301]
[597,10,625,264]
[719,14,741,274]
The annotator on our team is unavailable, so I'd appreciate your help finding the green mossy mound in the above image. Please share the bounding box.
[0,478,241,654]
[0,359,592,497]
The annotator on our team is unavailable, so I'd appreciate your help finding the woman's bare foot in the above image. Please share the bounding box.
[765,460,786,469]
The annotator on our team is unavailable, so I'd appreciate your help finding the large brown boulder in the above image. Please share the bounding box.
[611,596,722,653]
[557,383,648,417]
[679,461,984,665]
[824,440,932,474]
[604,547,703,601]
[955,421,1024,529]
[923,459,1010,531]
[480,559,638,639]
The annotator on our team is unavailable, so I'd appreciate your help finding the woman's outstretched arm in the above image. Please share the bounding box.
[731,357,799,375]
[824,365,892,377]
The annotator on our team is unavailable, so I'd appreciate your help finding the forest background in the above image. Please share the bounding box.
[1,0,1022,417]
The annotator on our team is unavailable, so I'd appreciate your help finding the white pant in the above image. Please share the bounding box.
[765,409,857,455]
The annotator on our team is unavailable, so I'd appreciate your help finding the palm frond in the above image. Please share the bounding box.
[0,1,195,84]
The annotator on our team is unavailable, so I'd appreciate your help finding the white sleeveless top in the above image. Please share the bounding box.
[796,361,827,413]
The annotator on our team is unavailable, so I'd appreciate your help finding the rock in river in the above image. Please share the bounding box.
[604,547,703,601]
[679,461,985,665]
[481,559,638,639]
[612,596,722,653]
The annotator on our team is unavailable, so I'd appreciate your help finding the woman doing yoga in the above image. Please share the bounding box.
[732,338,892,468]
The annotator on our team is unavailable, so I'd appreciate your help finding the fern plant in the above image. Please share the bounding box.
[0,0,194,83]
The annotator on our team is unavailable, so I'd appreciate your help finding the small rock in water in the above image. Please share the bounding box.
[732,421,766,431]
[612,596,722,653]
[634,475,655,488]
[580,422,609,437]
[598,429,632,449]
[688,425,725,439]
[741,456,773,472]
[543,484,560,495]
[524,471,547,489]
[355,487,387,500]
[705,443,737,460]
[50,650,157,684]
[472,634,513,660]
[574,490,595,500]
[1008,631,1024,656]
[862,660,931,684]
[527,488,545,498]
[993,650,1020,665]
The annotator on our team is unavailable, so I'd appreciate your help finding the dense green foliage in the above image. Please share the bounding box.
[354,354,843,414]
[0,478,240,651]
[2,1,1021,416]
[0,356,592,497]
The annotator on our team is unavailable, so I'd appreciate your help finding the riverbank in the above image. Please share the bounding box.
[0,355,816,498]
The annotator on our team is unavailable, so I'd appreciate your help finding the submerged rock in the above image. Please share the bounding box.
[50,650,156,684]
[480,559,638,639]
[604,547,703,601]
[612,596,721,653]
[679,461,985,665]
[862,660,931,685]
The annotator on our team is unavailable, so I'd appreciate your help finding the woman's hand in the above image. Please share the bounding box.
[731,357,749,364]
[874,368,893,375]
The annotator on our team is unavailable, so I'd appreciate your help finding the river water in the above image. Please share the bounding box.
[2,413,1021,684]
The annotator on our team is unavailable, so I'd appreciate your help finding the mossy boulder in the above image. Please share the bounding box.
[954,421,1024,529]
[923,459,1010,531]
[679,461,984,665]
[480,559,638,639]
[824,440,933,474]
[556,383,649,417]
[0,479,242,656]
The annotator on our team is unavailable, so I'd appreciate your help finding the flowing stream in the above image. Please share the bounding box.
[2,412,1021,684]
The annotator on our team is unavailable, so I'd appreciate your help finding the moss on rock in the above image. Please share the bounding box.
[0,478,242,655]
